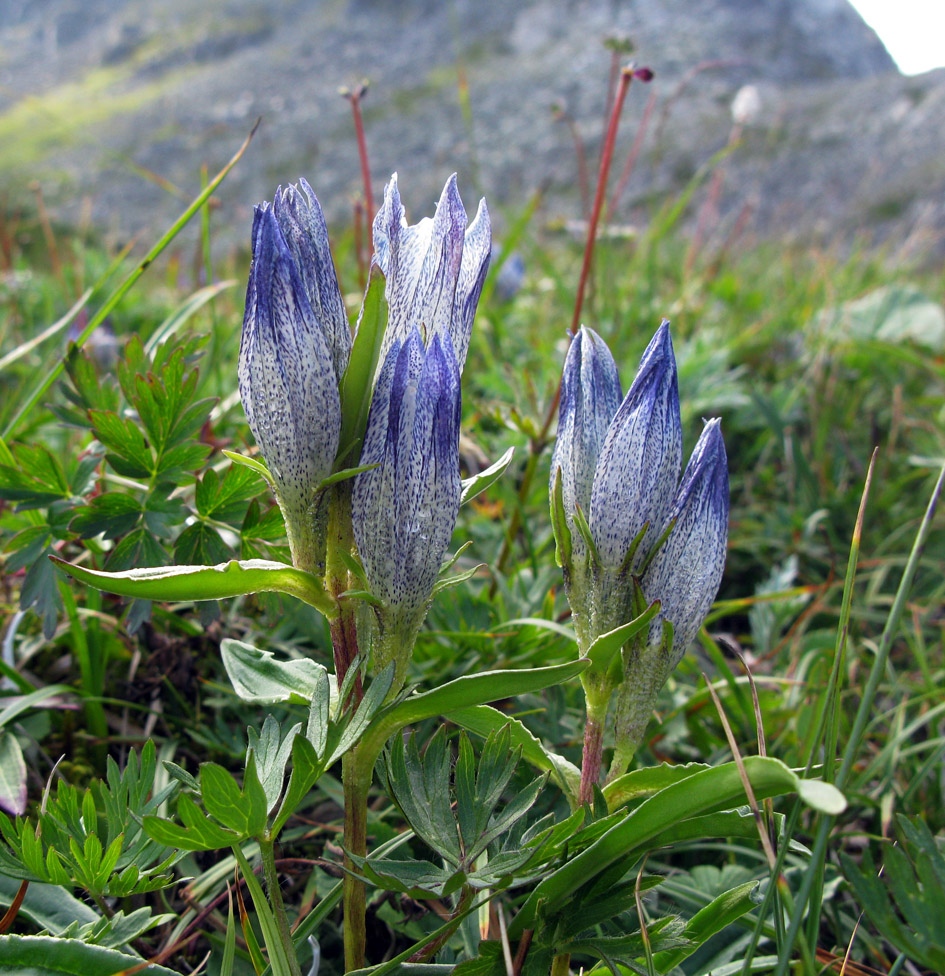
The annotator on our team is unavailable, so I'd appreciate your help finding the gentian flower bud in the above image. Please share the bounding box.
[589,320,681,572]
[372,173,491,374]
[352,329,462,680]
[238,180,351,572]
[642,417,729,662]
[549,326,622,556]
[611,417,729,766]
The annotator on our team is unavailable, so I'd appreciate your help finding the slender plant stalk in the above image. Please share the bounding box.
[578,708,605,805]
[550,951,571,976]
[342,746,371,972]
[259,836,302,976]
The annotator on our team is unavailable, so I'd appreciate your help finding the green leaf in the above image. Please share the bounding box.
[584,603,661,674]
[88,410,152,478]
[69,493,142,540]
[460,447,515,506]
[173,522,231,565]
[0,732,26,815]
[653,881,758,973]
[510,756,845,935]
[143,795,240,852]
[338,270,387,466]
[51,556,336,616]
[222,449,274,485]
[247,716,301,811]
[371,660,589,746]
[195,464,262,522]
[0,934,181,975]
[199,759,268,838]
[271,735,325,836]
[222,639,331,705]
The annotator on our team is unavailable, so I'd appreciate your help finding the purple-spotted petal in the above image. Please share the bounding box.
[642,418,729,662]
[589,320,681,570]
[550,326,623,538]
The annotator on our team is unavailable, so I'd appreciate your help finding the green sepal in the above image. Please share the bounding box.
[221,448,273,485]
[318,461,379,490]
[460,447,515,506]
[585,601,661,674]
[550,466,572,569]
[338,270,387,467]
[50,555,337,618]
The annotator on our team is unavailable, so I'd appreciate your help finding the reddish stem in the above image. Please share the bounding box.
[571,64,636,336]
[579,714,605,806]
[606,89,657,224]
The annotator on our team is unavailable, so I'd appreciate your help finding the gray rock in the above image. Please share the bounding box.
[2,0,941,256]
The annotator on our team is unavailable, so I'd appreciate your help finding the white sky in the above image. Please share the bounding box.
[848,0,945,74]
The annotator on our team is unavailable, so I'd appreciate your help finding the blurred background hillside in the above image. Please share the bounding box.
[1,0,943,258]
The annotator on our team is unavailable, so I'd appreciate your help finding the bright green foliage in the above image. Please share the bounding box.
[0,741,181,897]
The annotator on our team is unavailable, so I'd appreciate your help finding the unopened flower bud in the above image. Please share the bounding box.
[238,181,351,572]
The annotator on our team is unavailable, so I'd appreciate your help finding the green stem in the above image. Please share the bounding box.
[550,951,571,976]
[342,745,372,972]
[259,835,302,976]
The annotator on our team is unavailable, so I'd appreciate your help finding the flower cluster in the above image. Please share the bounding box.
[239,173,489,686]
[550,321,729,768]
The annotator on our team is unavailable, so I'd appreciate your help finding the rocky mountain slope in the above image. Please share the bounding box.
[1,0,942,255]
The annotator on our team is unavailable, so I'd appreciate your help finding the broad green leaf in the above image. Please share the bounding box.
[51,556,336,616]
[69,493,142,540]
[371,660,588,748]
[510,756,845,934]
[338,270,387,466]
[460,447,515,506]
[603,761,715,808]
[0,934,180,975]
[0,732,26,814]
[222,639,330,706]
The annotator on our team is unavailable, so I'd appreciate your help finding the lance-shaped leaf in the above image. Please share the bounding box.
[372,173,491,374]
[589,319,682,571]
[50,556,337,617]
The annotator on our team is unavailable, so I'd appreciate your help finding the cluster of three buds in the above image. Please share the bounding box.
[551,323,729,769]
[239,174,490,679]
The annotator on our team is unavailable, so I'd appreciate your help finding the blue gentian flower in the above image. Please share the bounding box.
[238,180,350,571]
[642,417,729,662]
[352,330,462,676]
[372,173,491,375]
[589,321,682,572]
[549,326,622,556]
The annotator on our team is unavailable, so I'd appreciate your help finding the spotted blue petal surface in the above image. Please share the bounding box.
[588,320,682,570]
[549,326,622,547]
[372,173,490,374]
[352,329,462,625]
[238,191,346,515]
[642,417,729,661]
